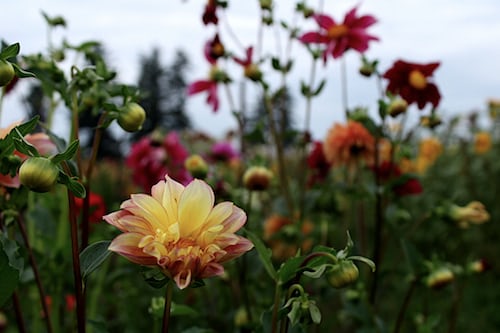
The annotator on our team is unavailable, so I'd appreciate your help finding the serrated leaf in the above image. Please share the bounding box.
[0,43,20,60]
[80,241,112,281]
[0,236,23,307]
[244,230,276,281]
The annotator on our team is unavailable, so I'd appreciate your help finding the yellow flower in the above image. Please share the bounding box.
[474,132,492,154]
[450,201,490,228]
[104,175,254,289]
[414,137,442,173]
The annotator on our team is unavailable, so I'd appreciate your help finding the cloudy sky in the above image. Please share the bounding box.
[2,0,500,140]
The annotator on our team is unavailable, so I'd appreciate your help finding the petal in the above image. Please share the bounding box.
[220,205,247,233]
[174,270,192,290]
[352,14,378,29]
[219,237,254,262]
[103,210,131,232]
[178,179,215,237]
[152,175,185,225]
[299,32,329,44]
[205,202,234,229]
[187,80,213,95]
[126,194,169,231]
[313,14,335,30]
[109,233,157,266]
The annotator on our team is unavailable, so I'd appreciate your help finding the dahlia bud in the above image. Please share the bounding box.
[259,0,273,10]
[327,260,359,289]
[467,259,490,274]
[388,98,408,117]
[118,102,146,132]
[244,63,263,82]
[0,60,15,87]
[233,307,249,327]
[425,267,454,289]
[243,166,273,191]
[185,154,208,179]
[19,157,59,192]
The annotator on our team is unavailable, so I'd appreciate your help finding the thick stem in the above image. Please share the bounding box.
[270,282,282,333]
[16,215,53,333]
[161,281,174,333]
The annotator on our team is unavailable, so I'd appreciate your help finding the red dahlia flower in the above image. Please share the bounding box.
[373,161,423,196]
[383,60,441,110]
[74,192,106,223]
[299,6,379,62]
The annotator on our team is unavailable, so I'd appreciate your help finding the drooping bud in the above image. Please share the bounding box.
[244,63,263,82]
[243,166,273,191]
[327,260,359,288]
[185,154,208,179]
[118,102,146,132]
[19,157,59,192]
[388,98,408,117]
[0,60,15,87]
[467,259,490,274]
[449,201,490,228]
[425,267,454,289]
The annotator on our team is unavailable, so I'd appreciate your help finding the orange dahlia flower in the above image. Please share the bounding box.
[104,175,254,289]
[322,121,375,167]
[474,132,492,154]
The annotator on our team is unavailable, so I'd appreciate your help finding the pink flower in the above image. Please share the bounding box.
[0,123,57,188]
[126,132,191,191]
[299,6,379,62]
[104,175,254,289]
[187,78,220,112]
[209,141,239,163]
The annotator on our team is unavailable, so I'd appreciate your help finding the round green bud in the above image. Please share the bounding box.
[0,60,15,87]
[118,102,146,132]
[19,157,59,192]
[327,260,359,289]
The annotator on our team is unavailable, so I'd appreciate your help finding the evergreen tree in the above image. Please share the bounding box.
[133,48,191,140]
[247,86,296,147]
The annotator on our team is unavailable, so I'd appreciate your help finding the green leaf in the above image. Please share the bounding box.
[171,302,199,317]
[141,267,170,289]
[58,172,86,198]
[0,42,20,60]
[309,302,322,324]
[80,241,112,281]
[312,79,326,96]
[0,236,23,307]
[12,128,40,157]
[244,230,276,281]
[271,57,281,71]
[276,256,304,286]
[51,139,80,164]
[12,63,36,78]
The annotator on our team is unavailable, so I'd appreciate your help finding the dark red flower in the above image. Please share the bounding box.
[209,141,239,162]
[299,6,379,61]
[306,141,331,186]
[204,34,225,64]
[202,0,218,25]
[373,161,423,196]
[74,192,106,224]
[383,60,441,110]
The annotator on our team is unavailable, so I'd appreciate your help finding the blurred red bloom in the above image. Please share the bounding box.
[306,141,331,186]
[209,141,239,163]
[126,132,191,191]
[383,60,441,110]
[299,6,379,61]
[373,161,423,196]
[65,294,76,312]
[74,192,106,223]
[204,34,225,64]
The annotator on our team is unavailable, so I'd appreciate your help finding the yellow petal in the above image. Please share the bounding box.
[127,194,168,231]
[109,233,157,266]
[152,175,185,225]
[178,179,214,237]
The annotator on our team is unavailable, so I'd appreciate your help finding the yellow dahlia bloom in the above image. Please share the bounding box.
[104,175,254,289]
[474,132,492,154]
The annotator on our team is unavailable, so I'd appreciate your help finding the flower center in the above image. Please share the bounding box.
[327,24,349,39]
[408,70,427,90]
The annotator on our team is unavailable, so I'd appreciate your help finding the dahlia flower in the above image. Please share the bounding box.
[104,175,254,289]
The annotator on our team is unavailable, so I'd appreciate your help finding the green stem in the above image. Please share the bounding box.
[270,282,282,333]
[12,291,27,333]
[161,281,174,333]
[393,278,417,333]
[16,214,53,333]
[66,186,86,333]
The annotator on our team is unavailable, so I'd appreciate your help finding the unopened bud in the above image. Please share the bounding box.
[327,260,359,288]
[185,154,208,179]
[244,64,263,82]
[425,267,454,289]
[0,60,15,87]
[243,166,273,191]
[388,98,408,117]
[19,157,59,192]
[118,102,146,132]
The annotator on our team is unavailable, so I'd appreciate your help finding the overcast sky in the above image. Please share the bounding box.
[2,0,500,140]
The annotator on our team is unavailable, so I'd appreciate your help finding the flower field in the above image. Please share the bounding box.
[1,1,499,332]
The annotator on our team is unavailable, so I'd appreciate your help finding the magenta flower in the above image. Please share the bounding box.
[299,6,379,61]
[187,77,220,113]
[209,141,240,163]
[126,132,191,191]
